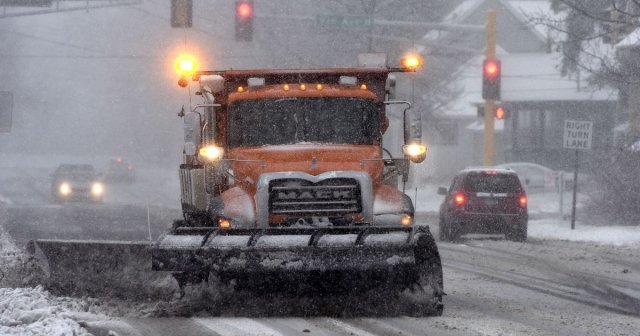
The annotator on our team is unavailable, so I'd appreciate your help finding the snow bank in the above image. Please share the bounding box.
[0,287,92,336]
[529,218,640,246]
[0,215,43,289]
[1,212,92,335]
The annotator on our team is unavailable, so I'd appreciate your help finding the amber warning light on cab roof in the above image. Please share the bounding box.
[175,54,199,87]
[400,53,424,72]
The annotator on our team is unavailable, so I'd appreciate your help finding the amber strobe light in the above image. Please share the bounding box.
[175,54,198,76]
[401,53,423,72]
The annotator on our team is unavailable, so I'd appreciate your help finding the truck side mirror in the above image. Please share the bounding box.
[385,74,396,100]
[403,107,422,144]
[403,107,425,163]
[183,111,202,156]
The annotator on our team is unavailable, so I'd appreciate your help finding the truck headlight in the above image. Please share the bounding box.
[401,214,413,226]
[59,182,72,196]
[218,217,232,229]
[91,182,104,196]
[199,145,224,161]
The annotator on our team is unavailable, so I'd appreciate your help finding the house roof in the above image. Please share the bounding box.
[617,27,640,49]
[507,0,564,41]
[420,0,551,47]
[436,52,617,118]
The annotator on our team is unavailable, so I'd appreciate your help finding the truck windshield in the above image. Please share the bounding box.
[228,97,380,147]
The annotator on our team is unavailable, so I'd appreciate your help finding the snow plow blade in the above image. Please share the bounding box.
[153,226,433,276]
[27,239,173,298]
[153,226,444,315]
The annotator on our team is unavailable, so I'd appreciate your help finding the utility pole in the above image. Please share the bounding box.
[483,10,497,166]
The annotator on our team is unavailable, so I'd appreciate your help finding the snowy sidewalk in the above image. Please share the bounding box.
[529,218,640,246]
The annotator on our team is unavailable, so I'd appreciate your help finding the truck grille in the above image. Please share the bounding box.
[269,178,362,216]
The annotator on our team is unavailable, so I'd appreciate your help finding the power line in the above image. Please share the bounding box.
[0,0,141,19]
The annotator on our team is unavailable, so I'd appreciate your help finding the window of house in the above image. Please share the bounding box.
[517,109,534,129]
[543,110,560,148]
[430,120,458,145]
[515,109,541,148]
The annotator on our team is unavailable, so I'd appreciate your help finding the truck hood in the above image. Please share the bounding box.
[228,144,384,188]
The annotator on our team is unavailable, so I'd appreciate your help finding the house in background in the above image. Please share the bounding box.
[413,0,617,184]
[615,28,640,149]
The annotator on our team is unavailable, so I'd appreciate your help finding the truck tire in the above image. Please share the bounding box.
[401,226,444,316]
[506,222,527,242]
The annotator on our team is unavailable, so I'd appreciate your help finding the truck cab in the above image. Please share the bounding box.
[179,67,426,230]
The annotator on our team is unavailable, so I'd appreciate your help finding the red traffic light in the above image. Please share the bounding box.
[482,59,501,100]
[484,60,500,78]
[495,106,506,119]
[235,1,254,41]
[236,1,253,19]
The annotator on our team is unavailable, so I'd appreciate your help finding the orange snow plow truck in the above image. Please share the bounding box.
[29,55,443,315]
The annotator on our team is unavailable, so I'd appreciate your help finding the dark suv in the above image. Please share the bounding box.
[438,167,528,242]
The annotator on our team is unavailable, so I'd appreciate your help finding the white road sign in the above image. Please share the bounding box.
[563,119,592,150]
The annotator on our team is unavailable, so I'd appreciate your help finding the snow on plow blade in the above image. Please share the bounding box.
[152,227,419,274]
[27,239,173,298]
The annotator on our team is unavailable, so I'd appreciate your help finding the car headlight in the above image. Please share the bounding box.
[91,182,104,196]
[59,182,72,196]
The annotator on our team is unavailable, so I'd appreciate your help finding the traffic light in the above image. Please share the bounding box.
[477,104,510,120]
[235,1,254,41]
[171,0,192,28]
[482,59,501,100]
[495,105,510,120]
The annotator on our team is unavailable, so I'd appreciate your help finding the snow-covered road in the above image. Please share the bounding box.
[1,161,639,335]
[2,209,638,336]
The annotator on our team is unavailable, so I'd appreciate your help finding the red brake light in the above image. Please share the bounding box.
[454,193,465,206]
[519,195,527,207]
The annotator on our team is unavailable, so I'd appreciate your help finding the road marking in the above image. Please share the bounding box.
[322,318,380,336]
[192,317,284,336]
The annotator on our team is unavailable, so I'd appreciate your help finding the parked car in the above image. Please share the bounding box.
[51,164,104,203]
[494,162,574,191]
[438,167,528,242]
[104,157,136,183]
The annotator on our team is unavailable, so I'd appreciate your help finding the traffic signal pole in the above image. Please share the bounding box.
[483,10,497,166]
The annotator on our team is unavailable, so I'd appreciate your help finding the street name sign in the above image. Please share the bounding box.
[316,15,373,28]
[563,119,592,150]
